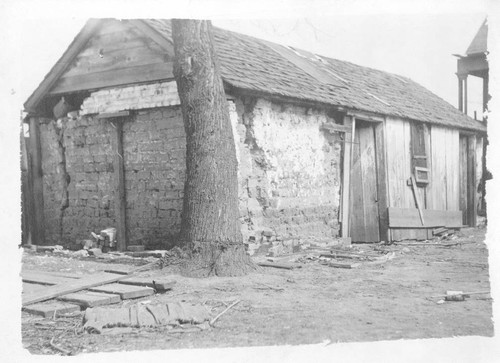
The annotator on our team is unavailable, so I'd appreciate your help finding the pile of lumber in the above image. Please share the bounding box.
[21,262,176,317]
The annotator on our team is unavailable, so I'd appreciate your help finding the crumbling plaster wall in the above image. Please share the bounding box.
[231,97,342,253]
[39,81,342,251]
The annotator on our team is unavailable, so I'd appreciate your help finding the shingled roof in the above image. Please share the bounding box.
[146,19,485,132]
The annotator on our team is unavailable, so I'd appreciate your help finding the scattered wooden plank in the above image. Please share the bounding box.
[257,262,300,270]
[22,262,158,306]
[328,262,360,269]
[320,253,375,260]
[118,277,176,291]
[90,283,154,299]
[104,261,158,275]
[23,272,129,306]
[23,301,81,318]
[433,227,449,236]
[23,282,46,294]
[58,291,121,308]
[410,176,425,226]
[124,250,168,258]
[21,271,77,286]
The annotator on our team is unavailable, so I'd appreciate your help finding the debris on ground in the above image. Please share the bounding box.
[430,290,490,303]
[83,302,211,334]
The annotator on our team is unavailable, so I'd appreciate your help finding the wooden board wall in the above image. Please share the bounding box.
[50,20,174,95]
[428,126,459,211]
[385,118,417,209]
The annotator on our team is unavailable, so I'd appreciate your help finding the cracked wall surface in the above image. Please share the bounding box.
[39,84,342,251]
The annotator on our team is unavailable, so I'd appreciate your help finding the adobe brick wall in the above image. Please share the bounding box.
[122,107,186,248]
[232,97,343,254]
[40,116,116,244]
[39,81,342,251]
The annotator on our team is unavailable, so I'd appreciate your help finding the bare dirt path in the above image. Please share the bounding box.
[21,228,493,355]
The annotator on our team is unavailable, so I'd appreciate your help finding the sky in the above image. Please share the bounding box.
[2,0,500,359]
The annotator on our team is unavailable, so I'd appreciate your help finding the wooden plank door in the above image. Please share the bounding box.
[459,135,468,225]
[350,122,380,242]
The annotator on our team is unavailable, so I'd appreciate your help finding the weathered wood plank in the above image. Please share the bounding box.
[385,118,412,209]
[340,116,353,237]
[446,128,460,210]
[58,291,121,308]
[28,117,45,245]
[459,135,468,224]
[50,62,174,95]
[22,272,130,306]
[359,124,379,242]
[390,228,430,241]
[89,283,154,299]
[118,277,176,291]
[467,135,477,226]
[24,19,101,112]
[375,121,389,241]
[110,119,127,251]
[388,207,462,228]
[429,126,447,210]
[21,271,77,286]
[23,283,46,294]
[23,301,81,318]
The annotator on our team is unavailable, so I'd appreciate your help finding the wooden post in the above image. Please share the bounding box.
[28,117,46,245]
[483,73,489,117]
[467,135,477,227]
[110,119,127,251]
[341,116,356,238]
[458,76,463,112]
[374,121,389,241]
[340,116,353,238]
[464,76,468,115]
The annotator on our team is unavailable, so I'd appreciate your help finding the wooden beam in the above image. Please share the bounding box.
[374,121,389,241]
[409,176,425,225]
[457,55,488,76]
[49,62,174,95]
[28,117,45,245]
[340,116,354,237]
[464,76,468,115]
[345,110,385,123]
[458,75,464,112]
[97,111,130,119]
[128,20,175,55]
[467,135,477,226]
[321,123,352,133]
[24,19,102,112]
[387,207,463,228]
[110,119,127,251]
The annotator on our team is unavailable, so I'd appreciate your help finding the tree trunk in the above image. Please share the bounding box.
[172,19,255,277]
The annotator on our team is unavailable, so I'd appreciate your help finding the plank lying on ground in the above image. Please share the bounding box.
[23,301,81,317]
[320,253,376,260]
[433,227,449,236]
[22,262,158,306]
[21,271,78,286]
[23,282,46,294]
[23,270,82,279]
[90,283,154,299]
[257,262,301,270]
[104,261,158,275]
[118,277,176,291]
[328,262,360,269]
[58,291,121,308]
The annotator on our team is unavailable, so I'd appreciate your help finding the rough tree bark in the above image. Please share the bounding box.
[172,19,255,277]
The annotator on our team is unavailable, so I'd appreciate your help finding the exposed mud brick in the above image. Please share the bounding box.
[233,97,342,248]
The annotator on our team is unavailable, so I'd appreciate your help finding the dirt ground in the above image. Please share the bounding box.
[21,227,493,355]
